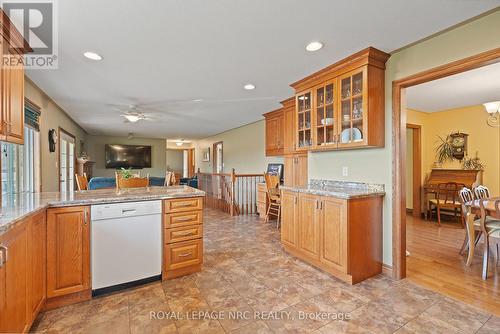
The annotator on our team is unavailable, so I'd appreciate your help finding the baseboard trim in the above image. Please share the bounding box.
[382,263,393,278]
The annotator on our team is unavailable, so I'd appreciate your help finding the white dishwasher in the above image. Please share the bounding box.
[91,200,162,295]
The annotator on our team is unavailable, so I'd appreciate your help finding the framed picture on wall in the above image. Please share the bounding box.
[203,147,210,162]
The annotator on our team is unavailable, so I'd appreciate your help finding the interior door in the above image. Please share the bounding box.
[59,129,76,192]
[298,193,320,259]
[212,141,223,173]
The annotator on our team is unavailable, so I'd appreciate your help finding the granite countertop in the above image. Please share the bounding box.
[280,179,385,199]
[0,186,205,235]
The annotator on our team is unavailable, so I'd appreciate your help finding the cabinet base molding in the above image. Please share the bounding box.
[43,289,92,311]
[283,245,354,284]
[162,264,202,280]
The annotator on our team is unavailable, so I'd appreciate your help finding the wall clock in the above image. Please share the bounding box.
[449,132,468,160]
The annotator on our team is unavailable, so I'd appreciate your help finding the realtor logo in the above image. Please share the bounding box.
[1,0,58,69]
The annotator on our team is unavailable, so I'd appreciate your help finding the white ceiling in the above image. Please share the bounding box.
[407,61,500,112]
[26,0,500,138]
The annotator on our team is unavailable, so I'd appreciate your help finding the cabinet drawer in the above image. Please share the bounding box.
[164,211,203,228]
[164,197,203,213]
[165,225,202,244]
[165,239,202,271]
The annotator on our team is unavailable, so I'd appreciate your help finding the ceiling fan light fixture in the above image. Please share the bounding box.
[123,114,141,123]
[176,141,183,146]
[305,41,323,52]
[483,101,500,114]
[83,51,103,61]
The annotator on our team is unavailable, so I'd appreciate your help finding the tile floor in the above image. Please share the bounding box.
[31,209,499,333]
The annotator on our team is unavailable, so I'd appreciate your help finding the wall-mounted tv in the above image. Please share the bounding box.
[105,144,152,169]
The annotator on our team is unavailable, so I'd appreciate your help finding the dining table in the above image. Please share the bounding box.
[464,197,500,266]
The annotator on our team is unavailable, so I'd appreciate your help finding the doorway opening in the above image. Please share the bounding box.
[212,141,223,174]
[393,47,500,314]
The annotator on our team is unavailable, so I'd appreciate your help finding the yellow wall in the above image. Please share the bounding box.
[24,79,88,192]
[309,9,500,265]
[408,106,500,196]
[193,120,283,174]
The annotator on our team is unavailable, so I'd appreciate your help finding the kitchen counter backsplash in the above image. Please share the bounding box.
[0,186,205,235]
[280,179,385,199]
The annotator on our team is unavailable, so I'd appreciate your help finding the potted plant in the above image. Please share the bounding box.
[462,152,485,170]
[434,135,454,167]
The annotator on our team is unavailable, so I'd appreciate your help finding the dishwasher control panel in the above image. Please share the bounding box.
[91,200,162,221]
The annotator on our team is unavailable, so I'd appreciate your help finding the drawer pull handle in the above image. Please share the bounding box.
[176,203,194,207]
[0,245,8,267]
[176,231,195,236]
[178,252,192,257]
[175,217,194,222]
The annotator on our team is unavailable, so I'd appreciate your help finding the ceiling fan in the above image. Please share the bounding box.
[112,104,153,123]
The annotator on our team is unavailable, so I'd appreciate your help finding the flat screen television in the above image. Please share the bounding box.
[105,144,152,169]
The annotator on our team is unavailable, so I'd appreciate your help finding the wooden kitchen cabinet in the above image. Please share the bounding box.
[281,190,383,284]
[27,211,47,323]
[0,221,29,333]
[284,153,308,187]
[281,97,296,155]
[290,47,389,152]
[1,10,27,145]
[297,193,320,259]
[320,197,347,273]
[280,190,298,247]
[264,108,284,156]
[163,197,203,280]
[46,206,90,299]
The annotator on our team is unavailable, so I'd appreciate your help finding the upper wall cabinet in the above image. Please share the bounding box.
[291,47,390,151]
[264,108,284,156]
[1,9,29,145]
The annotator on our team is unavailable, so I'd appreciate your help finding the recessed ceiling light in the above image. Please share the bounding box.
[305,41,323,52]
[83,51,103,61]
[244,84,256,90]
[193,99,203,102]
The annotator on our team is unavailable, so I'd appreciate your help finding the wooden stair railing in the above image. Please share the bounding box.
[197,169,264,216]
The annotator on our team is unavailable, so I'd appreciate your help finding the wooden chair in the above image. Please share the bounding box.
[264,173,281,228]
[115,171,149,190]
[458,187,482,255]
[473,185,490,200]
[75,173,89,191]
[164,171,176,186]
[479,199,500,279]
[428,182,463,226]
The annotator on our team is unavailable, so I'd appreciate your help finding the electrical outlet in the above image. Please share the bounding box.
[342,166,348,177]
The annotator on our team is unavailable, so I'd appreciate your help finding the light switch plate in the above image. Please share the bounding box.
[342,166,349,177]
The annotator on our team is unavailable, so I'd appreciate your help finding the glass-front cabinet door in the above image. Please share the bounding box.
[296,91,312,150]
[339,68,367,147]
[314,81,336,148]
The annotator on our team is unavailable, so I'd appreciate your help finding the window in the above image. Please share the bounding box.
[1,127,40,195]
[59,129,75,192]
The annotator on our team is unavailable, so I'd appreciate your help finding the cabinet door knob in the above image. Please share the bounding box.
[0,245,8,267]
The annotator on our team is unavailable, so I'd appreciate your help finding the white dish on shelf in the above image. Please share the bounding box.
[340,128,362,143]
[321,118,334,125]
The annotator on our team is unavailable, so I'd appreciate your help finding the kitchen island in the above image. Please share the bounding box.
[280,180,385,284]
[0,186,204,332]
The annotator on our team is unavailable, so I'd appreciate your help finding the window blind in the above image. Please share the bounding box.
[24,98,41,131]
